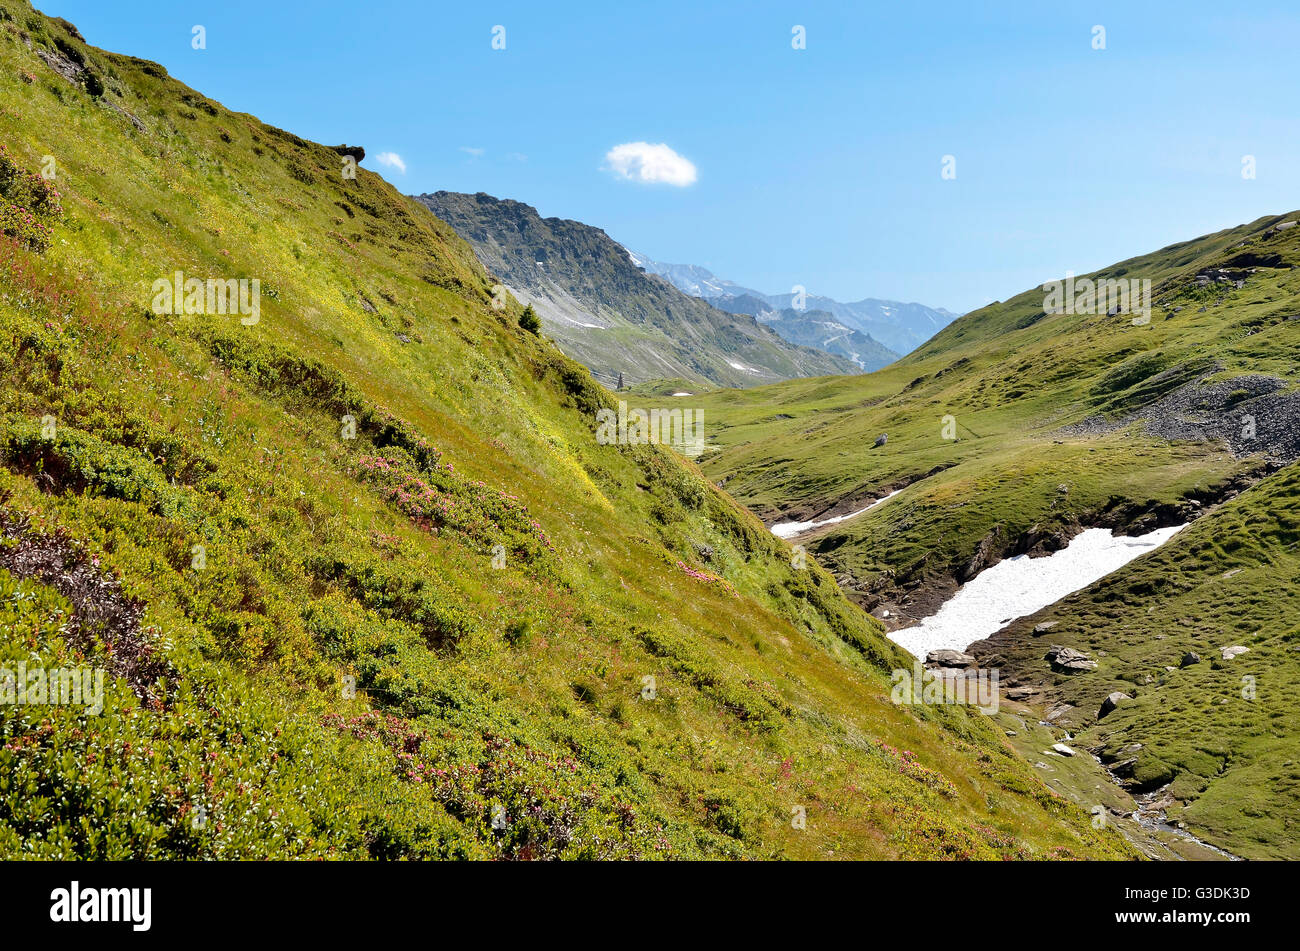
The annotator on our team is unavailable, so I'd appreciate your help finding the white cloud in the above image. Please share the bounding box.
[374,152,406,174]
[603,142,697,186]
[459,146,485,157]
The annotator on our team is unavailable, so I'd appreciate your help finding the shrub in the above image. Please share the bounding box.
[0,144,64,252]
[518,304,541,334]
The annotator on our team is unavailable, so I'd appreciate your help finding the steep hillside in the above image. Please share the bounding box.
[415,191,856,389]
[629,250,958,356]
[691,212,1300,857]
[0,1,1125,860]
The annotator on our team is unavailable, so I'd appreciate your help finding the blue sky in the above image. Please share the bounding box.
[38,0,1300,313]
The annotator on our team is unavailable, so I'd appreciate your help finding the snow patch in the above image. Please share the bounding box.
[770,489,903,539]
[888,525,1187,659]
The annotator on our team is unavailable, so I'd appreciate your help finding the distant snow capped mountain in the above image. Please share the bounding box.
[626,252,762,300]
[625,249,960,356]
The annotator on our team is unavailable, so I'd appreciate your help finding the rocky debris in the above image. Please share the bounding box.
[925,649,977,669]
[1060,372,1300,464]
[1180,651,1201,668]
[873,433,888,447]
[1099,691,1132,718]
[1052,743,1077,757]
[1220,645,1250,660]
[1045,644,1098,673]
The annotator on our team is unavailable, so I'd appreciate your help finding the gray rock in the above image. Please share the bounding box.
[1045,702,1075,722]
[873,433,888,447]
[1006,686,1037,701]
[1033,621,1059,635]
[1045,644,1098,673]
[1052,743,1076,757]
[1098,691,1132,718]
[1180,651,1201,668]
[926,649,977,669]
[1220,645,1250,660]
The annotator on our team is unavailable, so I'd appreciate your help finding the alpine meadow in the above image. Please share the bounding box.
[0,0,1295,930]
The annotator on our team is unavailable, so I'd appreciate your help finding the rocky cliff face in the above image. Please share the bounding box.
[416,191,858,388]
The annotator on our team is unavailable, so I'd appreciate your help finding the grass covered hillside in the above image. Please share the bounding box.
[0,1,1127,859]
[691,211,1300,857]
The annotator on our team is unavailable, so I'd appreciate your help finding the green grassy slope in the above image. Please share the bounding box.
[0,1,1127,859]
[690,205,1300,857]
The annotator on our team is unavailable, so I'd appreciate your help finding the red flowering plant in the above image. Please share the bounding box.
[355,449,556,571]
[673,559,738,596]
[0,143,65,252]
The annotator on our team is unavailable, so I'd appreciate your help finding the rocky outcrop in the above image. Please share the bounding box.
[1045,644,1098,673]
[925,649,976,669]
[959,526,1003,583]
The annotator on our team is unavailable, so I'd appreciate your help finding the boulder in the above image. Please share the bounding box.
[1220,645,1250,660]
[1045,644,1098,673]
[1098,691,1131,718]
[1180,651,1201,668]
[1052,743,1076,757]
[1044,702,1074,723]
[925,649,977,669]
[1006,686,1037,701]
[873,433,888,447]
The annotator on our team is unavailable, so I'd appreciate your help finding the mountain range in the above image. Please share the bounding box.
[415,191,858,389]
[626,251,960,356]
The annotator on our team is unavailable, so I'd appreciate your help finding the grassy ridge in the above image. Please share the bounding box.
[0,1,1127,859]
